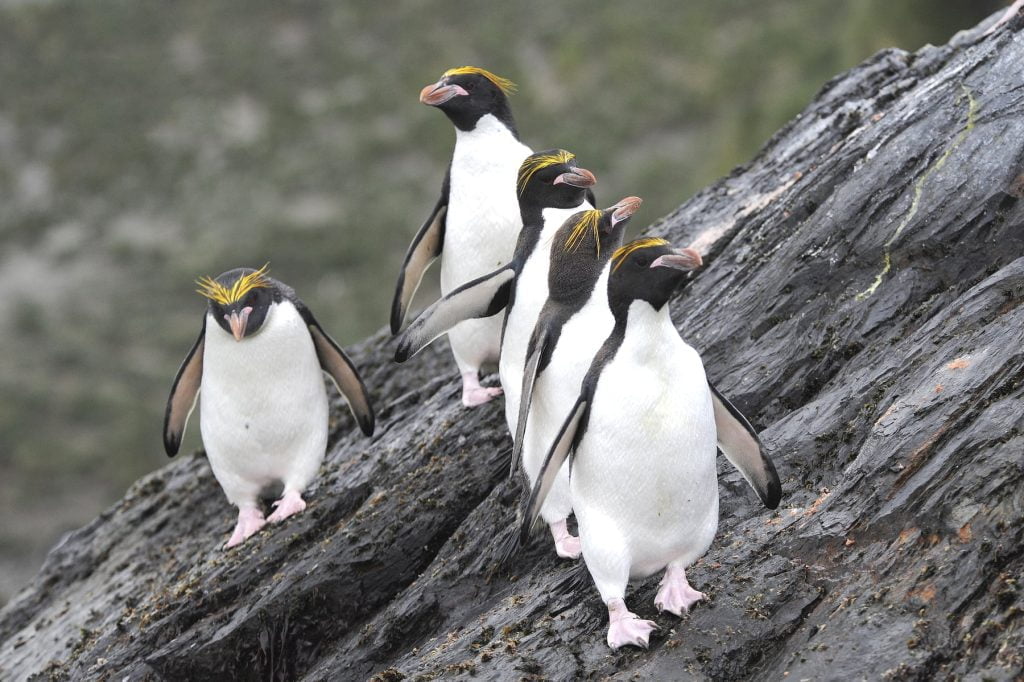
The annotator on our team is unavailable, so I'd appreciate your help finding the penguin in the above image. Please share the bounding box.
[522,238,781,649]
[395,149,596,557]
[391,66,533,407]
[163,265,375,548]
[509,197,642,560]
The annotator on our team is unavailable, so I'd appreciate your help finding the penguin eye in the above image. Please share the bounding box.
[465,80,476,92]
[636,255,651,268]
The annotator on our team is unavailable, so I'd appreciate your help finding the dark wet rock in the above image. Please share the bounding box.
[2,10,1023,682]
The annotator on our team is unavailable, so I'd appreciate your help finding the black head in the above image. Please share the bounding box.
[196,265,281,341]
[420,66,518,133]
[517,149,596,217]
[548,196,642,303]
[608,239,703,317]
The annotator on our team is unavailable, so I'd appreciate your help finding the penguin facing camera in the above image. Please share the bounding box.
[522,239,781,649]
[164,265,375,548]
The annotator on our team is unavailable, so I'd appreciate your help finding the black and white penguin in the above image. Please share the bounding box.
[164,266,374,548]
[391,66,532,407]
[395,149,596,557]
[510,197,642,559]
[523,239,781,649]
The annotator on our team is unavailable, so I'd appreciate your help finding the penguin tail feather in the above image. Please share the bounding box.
[551,562,591,599]
[487,469,541,578]
[491,522,524,573]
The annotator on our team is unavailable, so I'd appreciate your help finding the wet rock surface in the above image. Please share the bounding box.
[2,11,1023,682]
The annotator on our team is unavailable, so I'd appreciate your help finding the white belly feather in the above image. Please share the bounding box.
[571,303,719,579]
[500,204,594,432]
[441,115,532,372]
[200,302,328,506]
[521,266,614,523]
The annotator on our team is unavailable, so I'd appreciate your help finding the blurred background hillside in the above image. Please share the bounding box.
[0,0,1004,604]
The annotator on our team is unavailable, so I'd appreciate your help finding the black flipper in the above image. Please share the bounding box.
[520,395,589,545]
[295,302,375,437]
[163,319,205,456]
[394,266,516,362]
[510,326,551,477]
[708,381,781,509]
[390,170,450,335]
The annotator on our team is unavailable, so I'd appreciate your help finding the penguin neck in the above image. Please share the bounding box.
[610,296,671,334]
[453,110,519,141]
[548,257,610,306]
[548,226,623,303]
[512,199,591,268]
[623,299,674,340]
[538,262,612,372]
[607,300,676,370]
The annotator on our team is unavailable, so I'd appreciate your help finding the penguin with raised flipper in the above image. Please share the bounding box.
[510,197,642,559]
[395,149,595,557]
[391,66,532,407]
[522,239,781,649]
[164,265,374,548]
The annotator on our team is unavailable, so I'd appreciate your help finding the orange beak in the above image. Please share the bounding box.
[226,307,252,342]
[610,196,643,225]
[552,167,597,188]
[651,248,703,271]
[420,80,469,106]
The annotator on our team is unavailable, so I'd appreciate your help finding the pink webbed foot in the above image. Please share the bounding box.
[225,507,266,548]
[266,489,307,523]
[654,564,705,616]
[549,518,582,560]
[606,598,658,650]
[460,371,503,407]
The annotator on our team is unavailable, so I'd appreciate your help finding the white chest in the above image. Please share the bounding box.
[518,266,614,483]
[500,203,592,429]
[571,303,718,568]
[442,115,532,288]
[199,302,329,484]
[533,266,614,430]
[593,303,714,449]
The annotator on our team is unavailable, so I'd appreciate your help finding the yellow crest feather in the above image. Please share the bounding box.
[196,263,271,305]
[517,149,575,196]
[611,238,670,272]
[563,210,604,257]
[442,66,517,95]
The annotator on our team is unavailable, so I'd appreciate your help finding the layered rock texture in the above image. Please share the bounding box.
[2,10,1022,682]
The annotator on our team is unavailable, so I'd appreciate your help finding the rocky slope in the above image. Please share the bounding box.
[1,10,1022,682]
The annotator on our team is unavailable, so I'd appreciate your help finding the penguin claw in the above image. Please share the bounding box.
[654,565,704,616]
[461,386,503,407]
[460,372,503,407]
[654,589,704,616]
[549,519,582,559]
[606,614,658,650]
[225,507,267,548]
[553,534,582,560]
[266,490,307,523]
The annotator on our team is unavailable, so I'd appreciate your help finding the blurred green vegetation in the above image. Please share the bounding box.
[0,0,1003,602]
